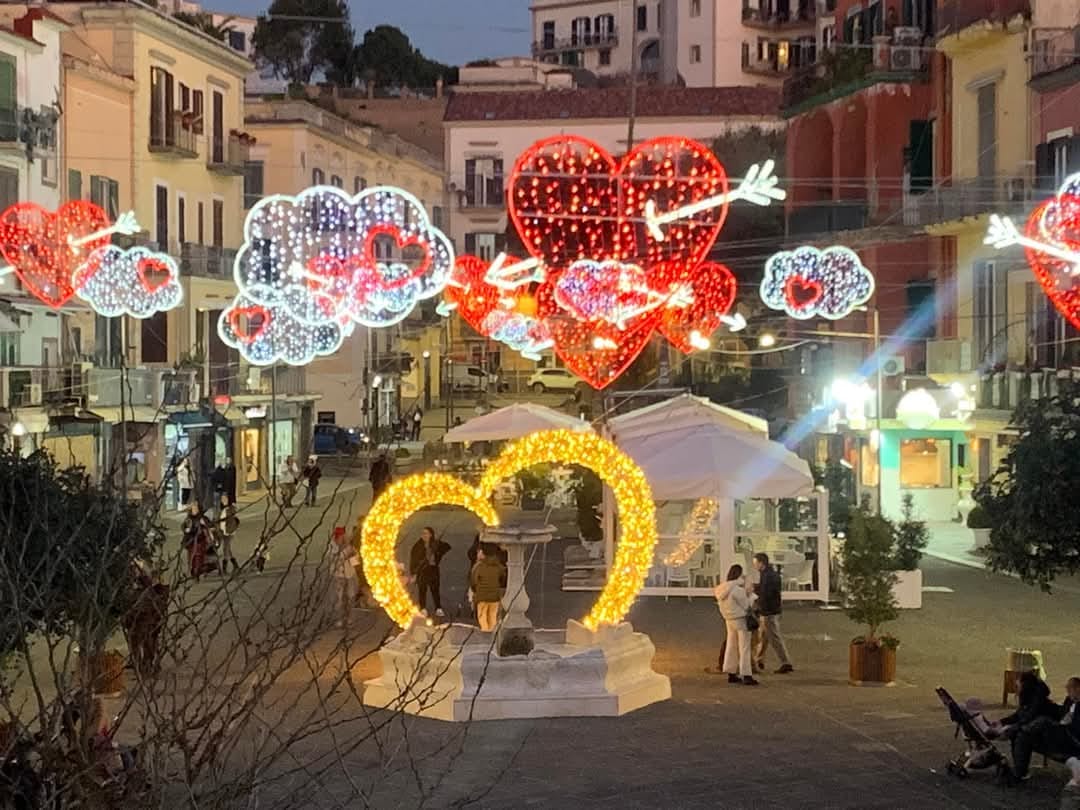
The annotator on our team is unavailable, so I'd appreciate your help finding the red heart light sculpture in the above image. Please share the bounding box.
[658,262,737,354]
[784,275,823,313]
[1024,194,1080,330]
[447,254,519,334]
[508,134,729,276]
[0,201,112,308]
[228,305,270,342]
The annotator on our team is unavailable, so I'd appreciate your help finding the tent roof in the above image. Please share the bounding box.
[618,422,814,500]
[608,394,768,444]
[443,402,593,443]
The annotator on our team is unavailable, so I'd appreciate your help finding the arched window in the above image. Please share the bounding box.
[312,167,325,185]
[330,174,343,188]
[354,175,367,193]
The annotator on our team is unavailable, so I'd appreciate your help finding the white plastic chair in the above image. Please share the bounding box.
[785,560,815,591]
[665,565,692,600]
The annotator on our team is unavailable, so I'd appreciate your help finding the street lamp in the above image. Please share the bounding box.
[422,351,432,410]
[10,422,27,437]
[758,332,777,348]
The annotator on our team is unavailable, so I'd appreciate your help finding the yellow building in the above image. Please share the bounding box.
[243,99,449,433]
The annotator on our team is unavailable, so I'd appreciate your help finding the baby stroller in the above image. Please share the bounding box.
[935,687,1011,780]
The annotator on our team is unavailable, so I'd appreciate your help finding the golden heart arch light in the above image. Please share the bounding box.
[360,429,658,631]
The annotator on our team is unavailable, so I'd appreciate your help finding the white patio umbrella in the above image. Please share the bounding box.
[443,402,593,443]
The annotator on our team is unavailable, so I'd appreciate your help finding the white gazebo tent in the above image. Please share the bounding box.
[602,397,828,601]
[443,402,593,443]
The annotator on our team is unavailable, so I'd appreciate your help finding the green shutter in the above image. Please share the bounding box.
[0,57,15,142]
[68,169,82,201]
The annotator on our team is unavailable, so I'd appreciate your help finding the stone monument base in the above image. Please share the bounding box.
[362,619,671,721]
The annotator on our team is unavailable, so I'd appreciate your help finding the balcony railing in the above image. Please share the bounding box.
[532,30,618,54]
[788,201,868,235]
[242,366,308,397]
[926,339,974,375]
[87,368,198,409]
[0,366,82,408]
[937,0,1031,36]
[180,243,236,279]
[741,5,815,28]
[1031,27,1080,81]
[149,111,198,158]
[902,173,1033,228]
[207,133,250,175]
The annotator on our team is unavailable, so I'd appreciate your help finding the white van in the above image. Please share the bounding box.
[448,364,498,393]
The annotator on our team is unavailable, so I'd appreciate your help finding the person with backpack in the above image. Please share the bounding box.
[469,543,507,631]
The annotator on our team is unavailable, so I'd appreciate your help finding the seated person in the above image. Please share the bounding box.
[1011,676,1080,781]
[991,671,1058,738]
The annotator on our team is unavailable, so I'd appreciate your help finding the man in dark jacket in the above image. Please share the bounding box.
[369,453,391,502]
[752,552,794,674]
[470,543,507,631]
[409,527,451,617]
[1012,677,1080,780]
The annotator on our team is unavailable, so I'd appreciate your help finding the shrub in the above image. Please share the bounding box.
[892,493,928,571]
[966,503,992,530]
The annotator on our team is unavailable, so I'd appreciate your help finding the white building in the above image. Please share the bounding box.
[443,84,783,259]
[529,0,819,88]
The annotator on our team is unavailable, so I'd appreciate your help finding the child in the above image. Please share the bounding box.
[469,542,506,632]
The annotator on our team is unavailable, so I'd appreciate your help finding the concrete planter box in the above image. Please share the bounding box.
[971,528,991,551]
[891,568,922,609]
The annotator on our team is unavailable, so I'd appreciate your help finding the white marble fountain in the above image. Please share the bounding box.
[361,523,671,721]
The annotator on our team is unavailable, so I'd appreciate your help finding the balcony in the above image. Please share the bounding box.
[741,4,815,30]
[0,104,59,155]
[149,111,198,158]
[239,366,309,398]
[742,52,790,77]
[86,368,198,409]
[374,351,414,377]
[180,243,237,279]
[0,366,83,409]
[207,132,251,175]
[902,172,1033,228]
[787,201,868,235]
[937,0,1030,37]
[926,339,974,376]
[1031,27,1080,86]
[531,30,618,55]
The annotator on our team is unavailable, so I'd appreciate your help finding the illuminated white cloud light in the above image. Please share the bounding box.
[76,245,183,318]
[217,285,345,367]
[759,245,874,320]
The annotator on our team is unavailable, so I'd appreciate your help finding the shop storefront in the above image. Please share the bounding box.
[163,410,232,511]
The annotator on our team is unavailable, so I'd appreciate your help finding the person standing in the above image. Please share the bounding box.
[181,503,212,581]
[412,406,423,441]
[303,455,322,506]
[177,458,193,511]
[752,553,794,674]
[278,455,299,507]
[409,526,450,618]
[470,543,506,632]
[330,528,359,628]
[214,494,240,574]
[715,564,759,686]
[369,452,392,502]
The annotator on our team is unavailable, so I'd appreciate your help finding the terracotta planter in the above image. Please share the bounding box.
[81,650,126,696]
[849,641,897,685]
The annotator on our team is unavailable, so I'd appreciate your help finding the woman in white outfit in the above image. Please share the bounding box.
[715,564,759,686]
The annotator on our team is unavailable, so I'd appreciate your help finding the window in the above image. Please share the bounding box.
[211,90,224,164]
[228,29,246,52]
[0,167,16,212]
[561,50,582,67]
[976,82,996,184]
[860,439,879,487]
[690,0,701,16]
[197,201,205,244]
[192,89,204,134]
[464,232,500,261]
[155,184,168,249]
[68,169,81,201]
[657,3,663,29]
[595,13,615,40]
[244,160,264,208]
[599,48,612,66]
[905,280,935,339]
[0,55,15,141]
[432,205,446,229]
[637,4,648,30]
[463,157,504,207]
[312,167,325,185]
[0,332,19,365]
[330,174,343,188]
[212,199,224,247]
[149,66,175,147]
[177,195,186,244]
[317,411,336,424]
[179,82,190,117]
[141,310,168,364]
[89,176,119,219]
[542,20,555,49]
[571,16,590,45]
[899,438,952,489]
[353,175,367,193]
[1052,137,1070,187]
[689,44,702,63]
[822,24,836,51]
[973,259,1007,366]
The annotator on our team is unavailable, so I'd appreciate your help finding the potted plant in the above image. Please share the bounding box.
[571,468,604,558]
[843,505,900,685]
[891,493,928,609]
[967,503,992,550]
[515,465,554,511]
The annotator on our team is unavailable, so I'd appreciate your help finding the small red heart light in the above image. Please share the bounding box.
[137,257,173,293]
[784,276,823,311]
[0,201,112,308]
[363,224,432,290]
[658,262,737,354]
[228,305,270,342]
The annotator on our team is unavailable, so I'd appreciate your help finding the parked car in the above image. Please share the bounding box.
[449,364,499,392]
[527,368,581,393]
[312,424,365,455]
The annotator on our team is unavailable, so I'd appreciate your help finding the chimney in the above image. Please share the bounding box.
[660,0,679,86]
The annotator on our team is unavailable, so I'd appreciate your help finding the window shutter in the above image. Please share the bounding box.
[492,158,504,205]
[464,159,476,206]
[464,233,476,255]
[1034,142,1053,191]
[68,169,82,201]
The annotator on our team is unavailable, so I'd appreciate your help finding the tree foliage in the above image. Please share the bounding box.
[975,383,1080,591]
[892,493,928,571]
[842,505,899,643]
[354,25,454,89]
[174,10,234,41]
[253,0,354,85]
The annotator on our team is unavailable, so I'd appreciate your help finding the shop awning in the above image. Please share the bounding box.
[89,406,165,424]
